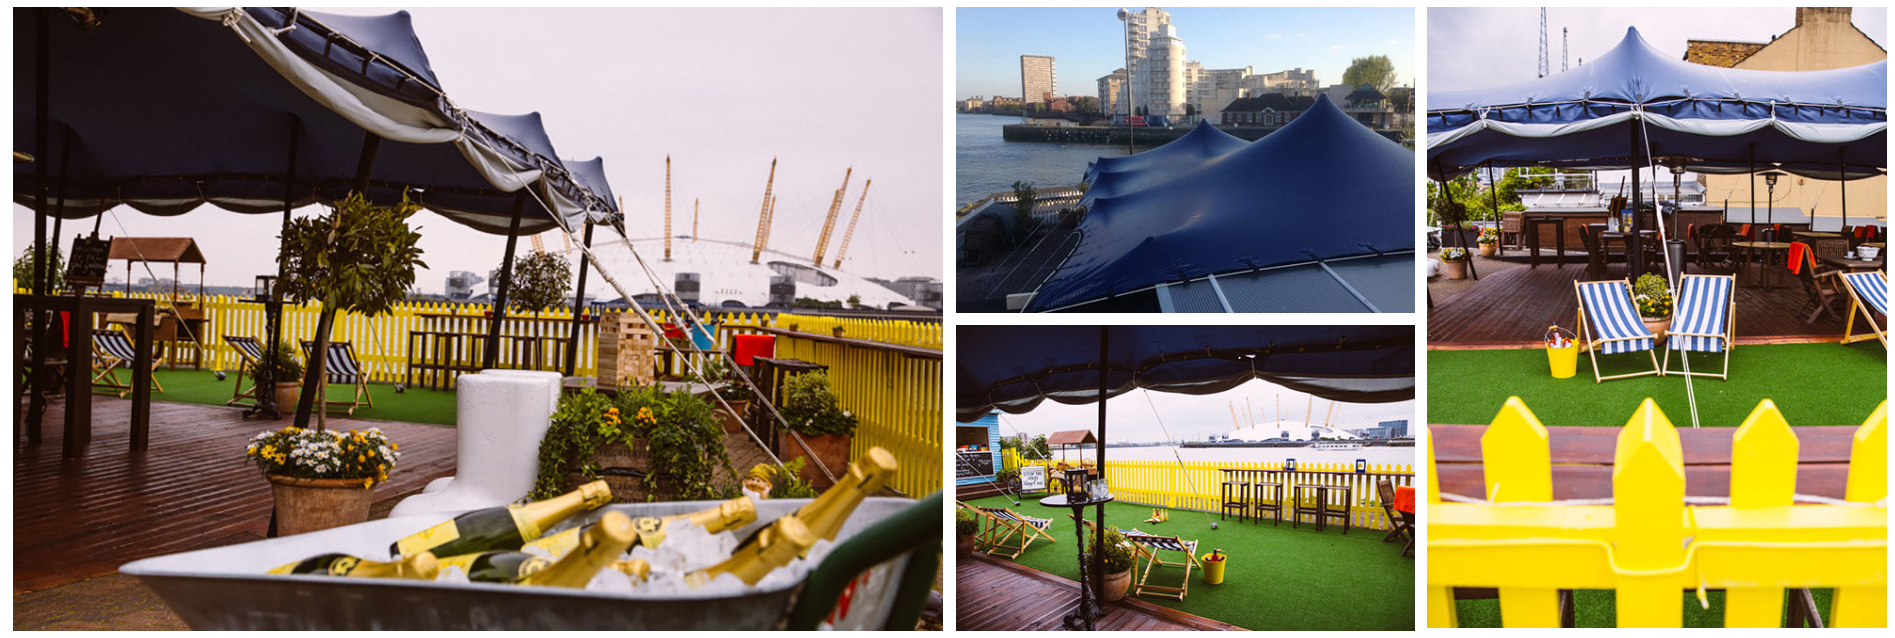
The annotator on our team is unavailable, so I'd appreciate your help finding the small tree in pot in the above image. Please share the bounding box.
[266,342,304,417]
[777,371,858,489]
[505,249,572,317]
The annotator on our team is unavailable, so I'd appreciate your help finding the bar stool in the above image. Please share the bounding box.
[1251,479,1282,526]
[1220,479,1251,522]
[1527,217,1566,269]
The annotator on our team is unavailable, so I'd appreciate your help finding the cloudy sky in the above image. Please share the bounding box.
[1428,7,1888,92]
[957,7,1415,100]
[991,378,1416,444]
[13,7,943,294]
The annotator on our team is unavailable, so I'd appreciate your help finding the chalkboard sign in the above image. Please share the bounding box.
[955,450,994,479]
[66,234,110,288]
[1020,465,1047,492]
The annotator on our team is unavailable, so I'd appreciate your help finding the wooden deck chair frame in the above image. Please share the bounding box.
[300,340,376,415]
[92,330,165,398]
[1839,271,1888,347]
[1123,531,1201,601]
[1573,279,1662,383]
[1376,479,1413,557]
[965,503,1056,560]
[224,335,266,407]
[1661,274,1736,380]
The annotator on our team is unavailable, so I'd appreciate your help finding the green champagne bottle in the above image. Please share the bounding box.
[437,550,553,584]
[390,480,611,558]
[525,496,759,558]
[267,552,439,580]
[686,514,815,588]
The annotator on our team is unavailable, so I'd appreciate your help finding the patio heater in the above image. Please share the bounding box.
[1761,171,1783,231]
[1664,158,1689,284]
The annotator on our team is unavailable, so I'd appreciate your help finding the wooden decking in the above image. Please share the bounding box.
[1429,263,1849,347]
[957,554,1243,631]
[13,396,457,594]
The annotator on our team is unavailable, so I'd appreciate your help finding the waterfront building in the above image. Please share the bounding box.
[1219,93,1314,127]
[1096,68,1126,117]
[1240,67,1320,93]
[959,96,985,112]
[1688,7,1886,226]
[1020,54,1056,105]
[1185,63,1252,124]
[1144,23,1187,119]
[1117,7,1171,119]
[869,276,945,310]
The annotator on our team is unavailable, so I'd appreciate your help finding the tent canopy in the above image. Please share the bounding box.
[13,8,617,236]
[1030,95,1415,312]
[107,237,205,264]
[1427,27,1887,180]
[955,325,1413,422]
[1081,119,1248,201]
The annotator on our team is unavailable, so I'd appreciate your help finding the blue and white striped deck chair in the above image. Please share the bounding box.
[970,505,1056,560]
[1574,279,1661,382]
[1122,531,1202,601]
[1839,272,1887,347]
[92,330,164,398]
[1662,274,1736,380]
[223,335,267,407]
[300,340,375,415]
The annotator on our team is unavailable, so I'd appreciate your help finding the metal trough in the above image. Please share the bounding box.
[122,496,940,630]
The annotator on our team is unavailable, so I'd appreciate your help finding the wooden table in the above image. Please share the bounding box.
[16,295,156,458]
[1393,486,1415,557]
[1732,240,1793,289]
[1039,493,1115,631]
[1600,230,1662,277]
[1291,483,1351,534]
[1820,255,1886,272]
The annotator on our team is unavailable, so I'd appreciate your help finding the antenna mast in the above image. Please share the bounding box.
[749,158,776,264]
[692,198,699,241]
[832,179,870,268]
[1562,27,1569,72]
[663,156,672,261]
[1537,8,1550,78]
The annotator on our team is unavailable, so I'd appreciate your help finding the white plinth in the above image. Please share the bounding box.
[390,370,560,517]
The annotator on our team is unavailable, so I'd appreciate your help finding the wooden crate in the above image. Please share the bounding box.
[596,313,657,388]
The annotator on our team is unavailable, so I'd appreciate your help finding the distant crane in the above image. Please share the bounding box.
[692,198,699,241]
[832,179,871,269]
[1562,27,1570,72]
[811,167,852,265]
[1538,8,1549,78]
[750,158,777,264]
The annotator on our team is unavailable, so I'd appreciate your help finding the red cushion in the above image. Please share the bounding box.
[732,334,775,366]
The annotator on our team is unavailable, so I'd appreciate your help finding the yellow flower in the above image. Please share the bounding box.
[392,442,399,450]
[358,454,366,463]
[363,479,374,489]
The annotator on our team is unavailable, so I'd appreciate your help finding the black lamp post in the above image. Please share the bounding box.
[242,274,284,420]
[1117,8,1134,156]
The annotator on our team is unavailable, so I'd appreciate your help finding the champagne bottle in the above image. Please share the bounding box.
[686,514,815,588]
[390,480,611,558]
[520,510,639,588]
[792,447,898,543]
[437,550,553,584]
[267,552,439,580]
[612,558,652,582]
[525,496,758,558]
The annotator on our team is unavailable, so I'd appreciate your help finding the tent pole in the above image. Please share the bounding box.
[1091,325,1109,629]
[25,7,52,441]
[51,131,71,285]
[484,192,528,370]
[564,220,595,376]
[1629,126,1644,276]
[1839,148,1847,231]
[1748,145,1755,229]
[257,119,301,418]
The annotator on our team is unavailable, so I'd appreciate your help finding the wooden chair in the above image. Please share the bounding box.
[1499,211,1524,250]
[92,330,165,398]
[1376,479,1413,557]
[1694,223,1739,272]
[1662,274,1736,380]
[1791,245,1847,323]
[1574,280,1661,382]
[223,335,267,407]
[300,340,375,415]
[1122,531,1202,601]
[964,503,1057,560]
[1838,272,1887,347]
[1250,480,1283,526]
[1576,225,1609,280]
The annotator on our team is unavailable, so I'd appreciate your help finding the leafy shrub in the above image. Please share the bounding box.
[1082,527,1137,573]
[780,372,857,437]
[956,507,979,539]
[1633,273,1673,319]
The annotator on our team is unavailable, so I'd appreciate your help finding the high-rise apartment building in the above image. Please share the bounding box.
[1020,55,1056,104]
[1118,7,1170,119]
[1145,23,1187,118]
[1097,69,1127,117]
[1186,64,1252,123]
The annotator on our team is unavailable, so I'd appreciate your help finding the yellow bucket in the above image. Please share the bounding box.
[1201,554,1226,585]
[1544,326,1578,379]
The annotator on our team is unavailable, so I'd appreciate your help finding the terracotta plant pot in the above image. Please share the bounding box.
[272,383,300,419]
[1643,316,1672,344]
[716,400,751,434]
[580,440,658,502]
[957,536,974,561]
[1101,569,1132,602]
[1442,260,1468,280]
[777,433,853,490]
[1479,243,1498,257]
[266,474,375,536]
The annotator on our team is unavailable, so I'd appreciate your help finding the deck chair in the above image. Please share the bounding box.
[224,335,267,407]
[1574,280,1661,382]
[1376,479,1413,557]
[1662,274,1735,380]
[1122,531,1202,601]
[1839,272,1888,347]
[1791,245,1847,323]
[300,340,375,415]
[92,330,165,398]
[966,504,1057,560]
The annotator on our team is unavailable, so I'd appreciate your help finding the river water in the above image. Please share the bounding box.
[1040,445,1417,468]
[956,113,1131,205]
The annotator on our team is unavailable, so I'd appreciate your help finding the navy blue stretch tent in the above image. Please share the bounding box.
[1428,27,1887,181]
[13,8,617,235]
[1080,120,1248,201]
[955,325,1413,422]
[1029,95,1415,312]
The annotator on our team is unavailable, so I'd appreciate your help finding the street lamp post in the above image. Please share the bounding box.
[1118,8,1134,156]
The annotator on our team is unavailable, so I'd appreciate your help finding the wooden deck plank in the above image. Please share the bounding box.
[1428,263,1849,347]
[13,396,457,594]
[956,554,1244,631]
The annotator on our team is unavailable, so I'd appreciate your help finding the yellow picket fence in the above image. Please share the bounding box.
[1002,456,1415,532]
[1427,397,1887,628]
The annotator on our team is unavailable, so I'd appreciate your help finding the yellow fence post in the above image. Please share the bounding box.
[1425,429,1458,629]
[1723,399,1798,627]
[1832,400,1887,627]
[1481,397,1558,627]
[1613,399,1686,628]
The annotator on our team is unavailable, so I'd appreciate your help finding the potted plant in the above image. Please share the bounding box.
[694,358,752,434]
[1084,527,1137,602]
[1477,226,1500,257]
[267,342,304,417]
[1633,273,1674,342]
[532,387,733,503]
[777,371,858,489]
[247,426,400,535]
[956,507,979,560]
[1439,247,1470,280]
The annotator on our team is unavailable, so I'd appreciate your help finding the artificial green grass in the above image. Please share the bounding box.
[1428,343,1886,427]
[964,495,1414,630]
[1453,588,1833,628]
[118,368,457,426]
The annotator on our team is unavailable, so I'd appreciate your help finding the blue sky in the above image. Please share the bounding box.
[957,7,1415,99]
